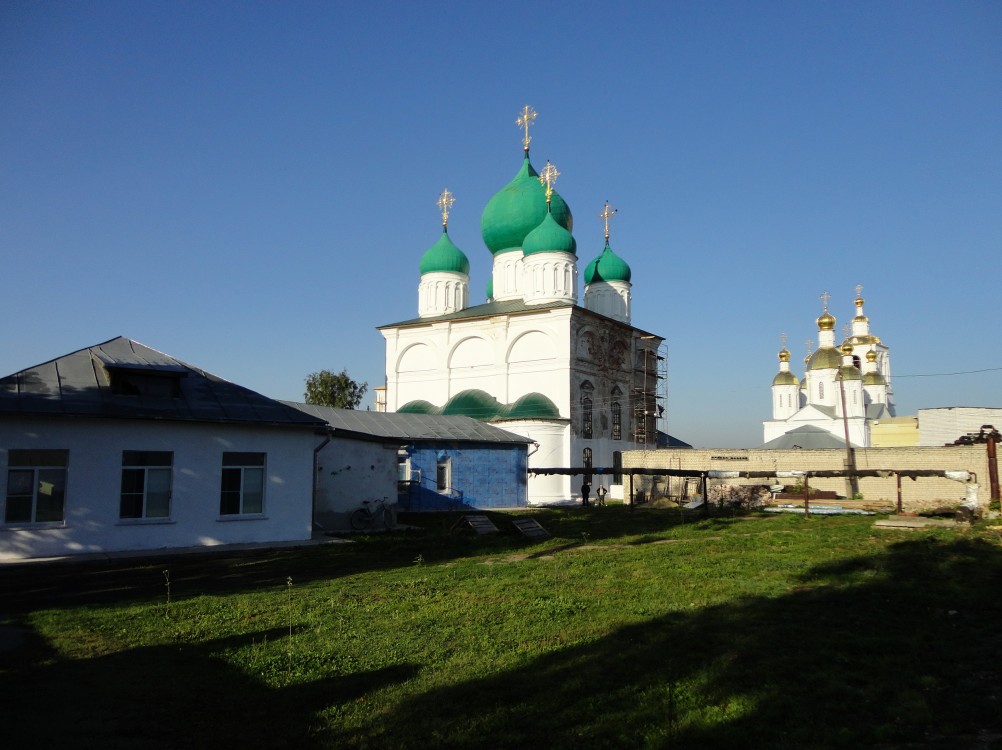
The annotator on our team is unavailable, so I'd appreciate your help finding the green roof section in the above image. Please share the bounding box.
[441,389,504,420]
[500,392,561,420]
[485,277,493,300]
[395,390,562,423]
[398,400,441,415]
[584,241,631,283]
[522,211,576,256]
[772,371,799,386]
[419,229,470,275]
[481,155,572,256]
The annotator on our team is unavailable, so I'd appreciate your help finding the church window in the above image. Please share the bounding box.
[819,382,824,399]
[612,451,623,484]
[852,390,857,405]
[612,401,622,440]
[580,381,594,439]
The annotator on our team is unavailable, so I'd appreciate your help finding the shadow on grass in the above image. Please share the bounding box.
[325,535,1002,750]
[0,626,418,750]
[0,507,724,614]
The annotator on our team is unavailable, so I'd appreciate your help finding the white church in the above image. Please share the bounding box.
[762,288,894,448]
[378,107,666,504]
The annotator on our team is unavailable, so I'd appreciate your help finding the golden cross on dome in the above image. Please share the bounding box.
[855,283,864,298]
[516,105,537,152]
[805,340,814,356]
[599,201,618,241]
[780,332,788,348]
[820,290,831,311]
[538,161,559,202]
[436,188,455,228]
[843,324,851,338]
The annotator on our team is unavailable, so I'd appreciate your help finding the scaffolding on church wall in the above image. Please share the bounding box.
[632,340,667,448]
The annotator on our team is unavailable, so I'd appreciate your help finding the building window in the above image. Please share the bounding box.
[436,458,451,492]
[582,397,593,439]
[220,452,265,515]
[5,449,68,524]
[612,451,623,484]
[819,382,824,399]
[612,402,622,440]
[120,451,172,519]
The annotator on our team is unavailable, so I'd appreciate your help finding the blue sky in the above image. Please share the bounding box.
[2,0,1000,447]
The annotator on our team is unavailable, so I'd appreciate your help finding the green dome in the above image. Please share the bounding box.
[808,347,842,370]
[772,371,799,386]
[522,211,576,257]
[863,371,886,386]
[419,229,470,275]
[838,365,863,381]
[584,241,631,283]
[441,389,503,420]
[398,400,440,414]
[501,392,561,420]
[481,156,572,255]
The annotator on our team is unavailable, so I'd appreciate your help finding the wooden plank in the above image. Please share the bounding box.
[460,515,499,535]
[511,517,550,539]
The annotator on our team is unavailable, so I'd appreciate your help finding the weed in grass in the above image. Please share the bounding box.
[413,553,425,567]
[162,569,171,618]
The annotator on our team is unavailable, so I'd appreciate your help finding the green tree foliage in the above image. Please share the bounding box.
[304,369,368,409]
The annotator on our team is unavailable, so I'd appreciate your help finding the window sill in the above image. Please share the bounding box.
[1,521,67,531]
[116,518,176,526]
[216,514,268,522]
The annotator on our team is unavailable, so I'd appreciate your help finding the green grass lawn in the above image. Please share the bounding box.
[2,508,1001,749]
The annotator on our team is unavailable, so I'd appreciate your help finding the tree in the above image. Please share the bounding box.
[304,369,368,409]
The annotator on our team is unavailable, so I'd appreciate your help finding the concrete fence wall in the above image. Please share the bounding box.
[623,445,993,513]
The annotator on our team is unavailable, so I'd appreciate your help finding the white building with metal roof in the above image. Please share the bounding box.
[0,337,324,560]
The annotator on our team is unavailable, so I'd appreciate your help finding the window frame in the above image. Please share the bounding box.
[611,401,622,440]
[219,452,266,517]
[436,457,451,492]
[4,449,69,526]
[119,450,173,521]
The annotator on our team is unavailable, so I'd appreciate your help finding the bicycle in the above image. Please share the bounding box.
[349,497,395,531]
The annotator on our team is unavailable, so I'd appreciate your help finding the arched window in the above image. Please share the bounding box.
[612,401,622,440]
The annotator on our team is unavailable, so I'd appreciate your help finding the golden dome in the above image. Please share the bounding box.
[863,371,886,386]
[808,347,842,370]
[778,347,791,363]
[772,371,799,386]
[866,349,878,363]
[816,311,836,331]
[840,340,853,355]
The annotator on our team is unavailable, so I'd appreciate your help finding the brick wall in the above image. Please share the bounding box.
[623,445,993,513]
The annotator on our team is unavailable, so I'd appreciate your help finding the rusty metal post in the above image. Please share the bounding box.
[701,472,709,517]
[896,472,903,514]
[629,472,634,513]
[987,432,1000,503]
[803,474,810,518]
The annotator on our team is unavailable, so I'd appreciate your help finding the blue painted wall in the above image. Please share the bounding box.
[399,442,527,511]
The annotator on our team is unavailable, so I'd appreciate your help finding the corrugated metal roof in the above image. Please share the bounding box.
[283,402,533,444]
[0,337,325,428]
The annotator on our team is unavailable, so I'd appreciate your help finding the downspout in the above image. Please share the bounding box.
[312,427,333,530]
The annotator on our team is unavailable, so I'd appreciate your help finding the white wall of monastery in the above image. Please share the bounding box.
[624,445,993,513]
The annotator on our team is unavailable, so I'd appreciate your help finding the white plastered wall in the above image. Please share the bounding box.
[0,416,317,560]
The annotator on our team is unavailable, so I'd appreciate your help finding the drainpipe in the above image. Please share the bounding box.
[312,428,333,530]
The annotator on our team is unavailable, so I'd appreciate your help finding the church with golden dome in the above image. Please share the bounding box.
[378,106,667,504]
[762,287,894,448]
